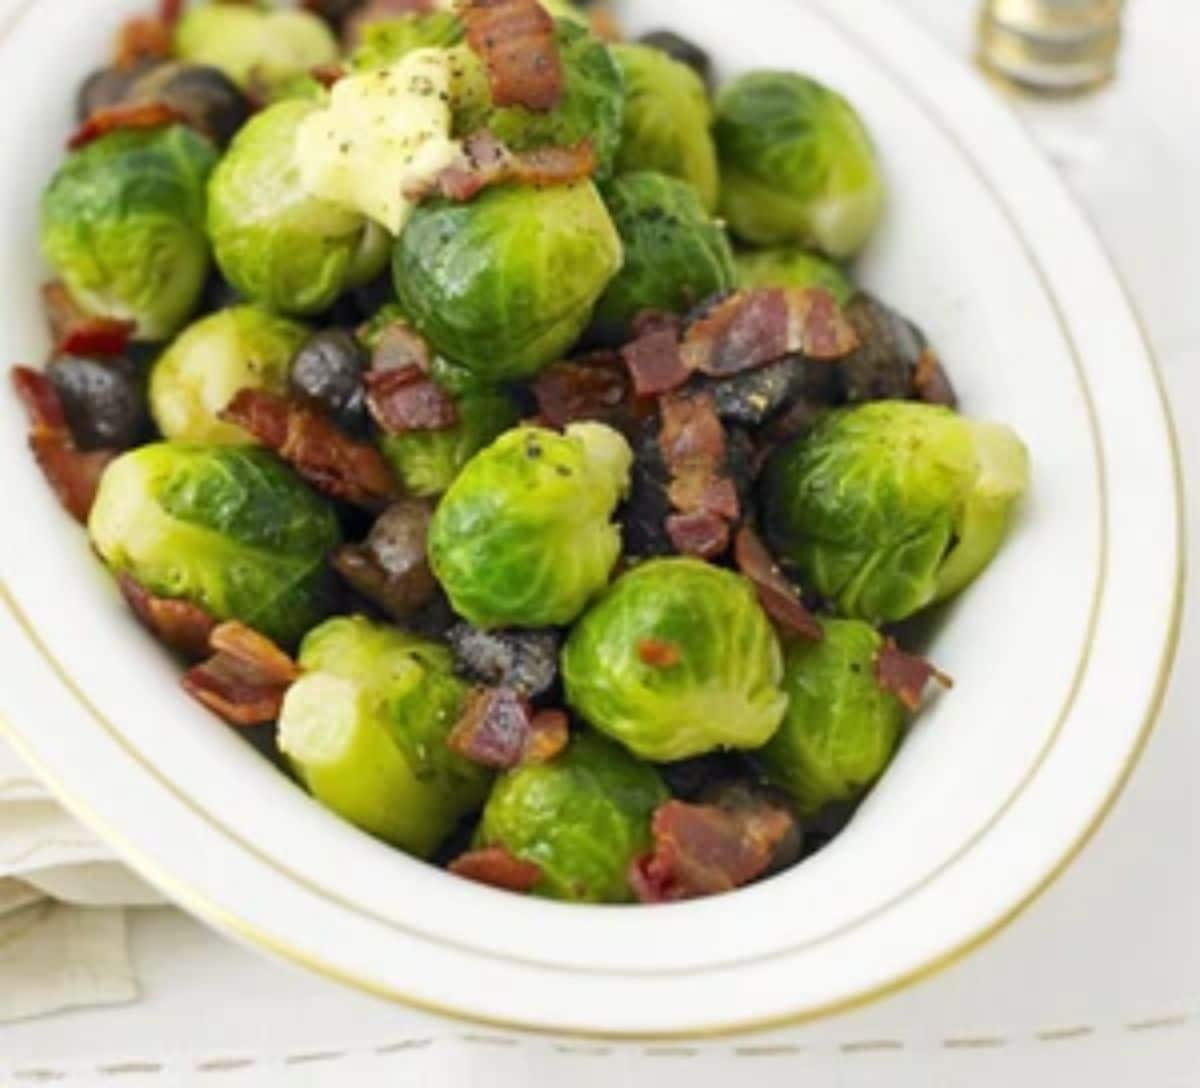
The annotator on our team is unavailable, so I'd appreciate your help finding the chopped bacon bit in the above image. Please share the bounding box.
[450,846,542,893]
[681,288,859,378]
[159,0,184,24]
[734,527,823,641]
[620,325,689,397]
[533,354,630,429]
[221,389,398,508]
[41,283,135,357]
[665,510,730,560]
[462,0,564,111]
[912,348,958,408]
[637,638,681,668]
[430,130,596,202]
[874,638,953,711]
[365,368,458,434]
[11,366,116,523]
[114,16,173,71]
[310,64,346,90]
[526,709,570,764]
[68,101,185,151]
[333,500,437,621]
[629,798,796,903]
[659,391,726,468]
[182,622,301,727]
[448,686,536,769]
[118,574,217,660]
[667,472,739,522]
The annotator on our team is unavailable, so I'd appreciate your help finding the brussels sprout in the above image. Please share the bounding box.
[278,616,492,856]
[394,181,622,381]
[429,423,632,628]
[174,4,338,92]
[764,402,1030,623]
[611,43,719,211]
[735,246,854,306]
[40,126,217,341]
[591,172,736,343]
[89,444,341,646]
[757,620,905,813]
[715,72,885,257]
[349,11,464,71]
[476,731,667,903]
[209,100,391,316]
[149,306,309,445]
[562,558,788,762]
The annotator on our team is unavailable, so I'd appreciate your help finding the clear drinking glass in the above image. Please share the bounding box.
[978,0,1125,93]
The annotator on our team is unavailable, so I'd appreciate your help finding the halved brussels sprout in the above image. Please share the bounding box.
[735,246,854,306]
[149,306,309,445]
[591,172,736,344]
[562,558,788,762]
[476,731,667,903]
[715,72,884,257]
[174,4,339,92]
[89,444,341,646]
[764,402,1029,623]
[40,126,217,341]
[756,620,905,813]
[279,616,492,857]
[429,423,632,629]
[208,100,391,316]
[393,181,622,381]
[611,42,719,211]
[349,11,464,71]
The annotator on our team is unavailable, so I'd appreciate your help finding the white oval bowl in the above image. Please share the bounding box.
[0,0,1182,1038]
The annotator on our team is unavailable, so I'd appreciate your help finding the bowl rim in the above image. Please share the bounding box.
[0,0,1184,1039]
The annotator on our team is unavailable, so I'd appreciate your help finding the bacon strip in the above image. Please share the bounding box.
[619,324,689,397]
[366,366,459,434]
[182,622,301,727]
[734,527,823,641]
[10,366,116,524]
[221,389,398,508]
[42,283,135,357]
[462,0,564,112]
[681,288,859,378]
[629,798,797,903]
[447,686,568,769]
[431,131,596,203]
[118,574,217,660]
[665,510,729,561]
[874,638,953,711]
[450,846,543,893]
[68,100,185,151]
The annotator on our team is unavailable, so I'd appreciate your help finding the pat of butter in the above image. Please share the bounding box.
[296,49,460,235]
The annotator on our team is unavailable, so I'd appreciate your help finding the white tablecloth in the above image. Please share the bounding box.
[2,1,1197,1083]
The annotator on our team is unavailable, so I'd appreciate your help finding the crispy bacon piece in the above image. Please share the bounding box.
[533,353,631,430]
[734,527,823,641]
[874,638,953,712]
[664,510,729,560]
[366,367,458,434]
[462,0,564,112]
[221,389,398,508]
[619,324,689,397]
[118,575,217,660]
[11,366,116,524]
[431,130,596,202]
[159,0,184,24]
[41,283,135,357]
[183,622,301,727]
[912,348,958,408]
[68,100,185,151]
[637,638,681,668]
[450,846,543,893]
[115,16,173,70]
[447,686,567,769]
[629,798,797,903]
[681,288,858,378]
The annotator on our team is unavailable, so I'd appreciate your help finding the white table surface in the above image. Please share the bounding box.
[3,1,1198,1084]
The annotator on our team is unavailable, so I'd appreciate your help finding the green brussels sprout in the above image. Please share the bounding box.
[208,100,391,316]
[476,731,667,903]
[149,306,309,445]
[349,11,464,71]
[89,444,341,646]
[40,126,217,341]
[736,246,854,306]
[591,172,736,343]
[393,181,622,381]
[278,616,492,856]
[756,620,905,813]
[714,72,885,257]
[174,4,338,92]
[451,20,625,177]
[562,558,788,762]
[611,43,720,211]
[429,423,632,628]
[764,402,1030,623]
